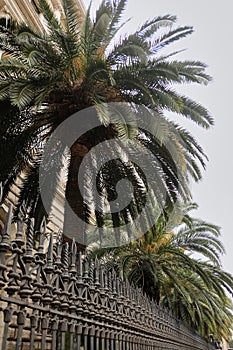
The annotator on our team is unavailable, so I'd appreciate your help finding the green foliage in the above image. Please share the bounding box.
[0,0,212,242]
[0,0,231,341]
[90,203,233,341]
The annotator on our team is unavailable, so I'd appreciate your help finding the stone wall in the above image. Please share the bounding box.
[0,0,85,32]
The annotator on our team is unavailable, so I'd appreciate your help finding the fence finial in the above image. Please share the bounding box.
[1,203,13,246]
[56,230,63,265]
[38,216,46,255]
[77,251,83,283]
[47,233,53,265]
[15,202,25,245]
[63,242,69,271]
[69,238,77,276]
[0,182,3,204]
[40,216,46,236]
[26,218,34,256]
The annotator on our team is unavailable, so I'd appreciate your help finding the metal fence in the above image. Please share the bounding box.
[0,203,215,350]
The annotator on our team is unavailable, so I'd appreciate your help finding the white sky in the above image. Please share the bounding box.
[83,0,233,275]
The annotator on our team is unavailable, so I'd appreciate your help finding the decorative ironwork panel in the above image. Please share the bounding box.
[0,203,215,350]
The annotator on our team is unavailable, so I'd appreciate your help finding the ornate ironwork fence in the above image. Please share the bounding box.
[0,203,214,350]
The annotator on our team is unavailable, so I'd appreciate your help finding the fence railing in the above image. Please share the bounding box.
[0,203,215,350]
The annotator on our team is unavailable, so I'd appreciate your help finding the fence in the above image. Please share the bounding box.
[0,203,215,350]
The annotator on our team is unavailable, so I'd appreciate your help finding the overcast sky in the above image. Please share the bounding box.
[83,0,233,275]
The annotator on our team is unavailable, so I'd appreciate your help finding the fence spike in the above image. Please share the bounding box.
[63,242,69,271]
[0,182,2,204]
[94,255,99,268]
[94,256,100,285]
[56,229,63,245]
[1,203,13,245]
[104,270,108,290]
[55,230,62,265]
[26,218,34,255]
[108,273,112,292]
[71,238,77,267]
[18,201,25,220]
[38,218,46,255]
[89,260,94,284]
[77,251,83,283]
[100,265,104,288]
[15,203,25,244]
[83,256,89,280]
[112,272,117,295]
[47,233,53,264]
[40,216,46,236]
[78,251,82,274]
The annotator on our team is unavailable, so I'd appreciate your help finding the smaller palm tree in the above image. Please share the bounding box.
[91,203,233,340]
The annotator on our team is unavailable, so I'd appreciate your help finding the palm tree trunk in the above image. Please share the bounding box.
[63,115,118,251]
[63,141,89,251]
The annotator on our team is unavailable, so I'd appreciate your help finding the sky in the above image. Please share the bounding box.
[83,0,233,275]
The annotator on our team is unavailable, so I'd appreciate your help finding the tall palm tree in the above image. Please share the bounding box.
[0,0,212,247]
[91,203,233,340]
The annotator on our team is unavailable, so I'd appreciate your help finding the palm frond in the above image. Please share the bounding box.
[151,26,193,54]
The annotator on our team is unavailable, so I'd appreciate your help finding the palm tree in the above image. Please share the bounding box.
[91,203,233,340]
[0,0,212,247]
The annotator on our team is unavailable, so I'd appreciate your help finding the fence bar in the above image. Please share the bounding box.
[61,320,68,350]
[16,310,26,350]
[41,316,49,350]
[69,323,75,350]
[90,335,94,350]
[122,335,126,350]
[96,335,100,350]
[51,319,58,350]
[106,336,110,350]
[101,331,105,350]
[1,304,12,350]
[29,312,38,350]
[76,334,81,350]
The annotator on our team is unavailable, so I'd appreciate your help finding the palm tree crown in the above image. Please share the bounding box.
[0,0,213,247]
